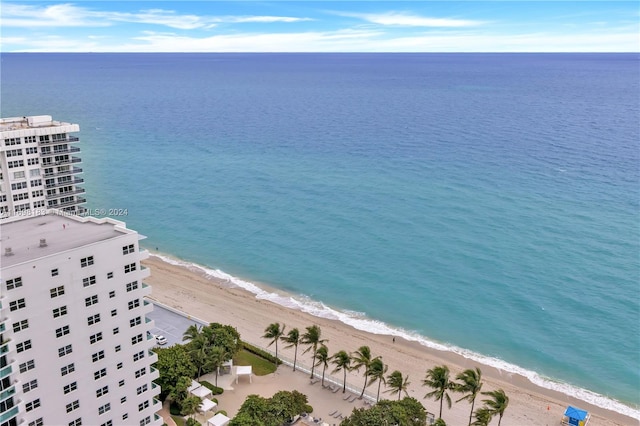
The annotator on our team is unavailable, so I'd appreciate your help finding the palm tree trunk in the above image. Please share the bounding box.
[468,399,475,426]
[498,414,503,426]
[342,370,347,393]
[321,366,326,386]
[275,341,278,367]
[439,397,444,419]
[310,348,316,379]
[377,380,381,402]
[360,376,368,398]
[293,345,298,372]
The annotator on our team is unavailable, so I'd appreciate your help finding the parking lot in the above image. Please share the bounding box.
[146,301,207,347]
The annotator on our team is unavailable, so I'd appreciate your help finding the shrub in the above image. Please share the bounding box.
[216,410,227,416]
[186,419,201,426]
[169,401,181,416]
[200,380,224,395]
[241,341,282,365]
[304,404,313,414]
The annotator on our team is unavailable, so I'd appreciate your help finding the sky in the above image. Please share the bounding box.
[1,1,638,52]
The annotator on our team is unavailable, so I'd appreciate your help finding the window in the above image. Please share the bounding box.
[56,325,70,338]
[101,421,113,426]
[85,295,98,306]
[94,368,107,380]
[82,276,97,287]
[111,309,117,317]
[26,147,38,154]
[96,386,109,397]
[135,367,146,378]
[50,285,65,297]
[27,158,39,166]
[130,316,142,327]
[26,399,41,412]
[11,181,27,190]
[137,384,148,395]
[119,379,125,387]
[115,345,121,352]
[131,334,143,345]
[32,189,44,197]
[69,419,82,426]
[23,379,38,393]
[122,414,128,421]
[80,256,94,267]
[98,403,111,415]
[113,327,119,335]
[123,244,135,255]
[92,350,105,362]
[126,281,139,292]
[13,171,25,179]
[138,400,149,411]
[89,332,103,344]
[53,305,68,318]
[28,418,44,426]
[6,277,23,290]
[66,400,80,413]
[12,319,28,332]
[30,178,42,187]
[133,350,145,362]
[9,298,26,311]
[140,417,151,426]
[58,344,72,357]
[63,382,77,394]
[17,339,32,353]
[117,362,123,370]
[109,290,115,298]
[88,313,101,326]
[107,272,114,279]
[61,363,75,376]
[128,299,140,310]
[121,396,127,404]
[20,360,36,373]
[124,263,137,273]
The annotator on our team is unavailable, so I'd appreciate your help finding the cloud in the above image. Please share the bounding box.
[337,11,485,28]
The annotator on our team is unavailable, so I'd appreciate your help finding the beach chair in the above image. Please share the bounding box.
[328,410,337,416]
[348,395,357,403]
[343,394,351,400]
[332,386,340,393]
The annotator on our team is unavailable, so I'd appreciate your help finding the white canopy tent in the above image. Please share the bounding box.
[191,385,213,399]
[207,413,231,426]
[187,380,201,393]
[198,398,217,413]
[235,365,252,384]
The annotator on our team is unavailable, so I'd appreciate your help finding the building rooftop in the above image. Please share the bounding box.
[0,212,135,268]
[0,115,77,133]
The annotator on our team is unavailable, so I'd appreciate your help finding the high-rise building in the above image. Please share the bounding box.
[0,115,86,219]
[0,212,162,426]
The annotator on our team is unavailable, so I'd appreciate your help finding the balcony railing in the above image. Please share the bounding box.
[0,385,15,403]
[43,167,82,178]
[38,136,79,145]
[0,364,12,379]
[45,188,86,200]
[39,146,81,157]
[45,177,84,189]
[0,405,19,424]
[56,197,86,208]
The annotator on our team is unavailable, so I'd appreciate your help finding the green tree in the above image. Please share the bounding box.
[434,419,447,426]
[188,335,208,378]
[262,322,285,366]
[351,346,374,398]
[385,370,411,401]
[331,350,351,393]
[301,325,326,379]
[367,357,388,402]
[471,407,493,426]
[229,391,310,426]
[454,367,483,426]
[314,345,330,387]
[181,395,202,420]
[183,324,203,342]
[155,345,197,400]
[281,327,301,372]
[481,389,509,426]
[169,375,192,407]
[205,346,228,387]
[422,365,454,420]
[340,397,427,426]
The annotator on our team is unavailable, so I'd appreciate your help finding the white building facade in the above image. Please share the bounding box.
[1,212,162,426]
[0,115,86,219]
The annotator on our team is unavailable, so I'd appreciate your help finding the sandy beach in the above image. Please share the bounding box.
[143,255,636,426]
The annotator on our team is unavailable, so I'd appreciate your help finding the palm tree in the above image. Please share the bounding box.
[422,365,454,419]
[182,324,203,342]
[482,389,509,426]
[188,335,208,378]
[471,407,493,426]
[263,322,285,366]
[314,345,330,387]
[281,328,301,371]
[385,370,410,401]
[367,357,388,402]
[205,346,228,387]
[351,346,374,398]
[331,350,351,393]
[301,325,326,379]
[454,367,483,426]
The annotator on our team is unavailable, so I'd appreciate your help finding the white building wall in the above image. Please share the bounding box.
[0,214,161,426]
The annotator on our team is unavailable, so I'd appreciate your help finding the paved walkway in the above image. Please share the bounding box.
[159,400,179,426]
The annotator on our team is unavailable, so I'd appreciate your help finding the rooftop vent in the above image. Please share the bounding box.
[5,247,13,256]
[39,238,48,248]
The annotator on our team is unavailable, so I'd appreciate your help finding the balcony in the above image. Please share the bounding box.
[0,384,15,403]
[38,136,79,145]
[0,405,19,424]
[45,177,84,189]
[0,364,12,379]
[149,366,160,381]
[56,197,87,208]
[140,265,151,280]
[45,188,86,200]
[43,167,82,178]
[39,146,81,157]
[0,339,10,356]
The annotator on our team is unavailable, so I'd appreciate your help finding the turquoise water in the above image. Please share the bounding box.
[2,53,638,416]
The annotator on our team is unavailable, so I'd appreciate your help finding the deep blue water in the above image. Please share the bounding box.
[2,53,639,414]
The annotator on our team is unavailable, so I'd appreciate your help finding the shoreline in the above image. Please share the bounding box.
[143,253,638,425]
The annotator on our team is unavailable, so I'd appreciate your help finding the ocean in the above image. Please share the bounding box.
[2,53,638,417]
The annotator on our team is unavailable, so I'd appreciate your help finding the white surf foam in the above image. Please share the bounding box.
[151,252,640,420]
